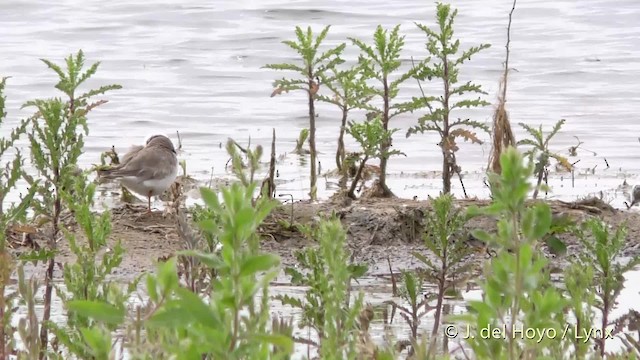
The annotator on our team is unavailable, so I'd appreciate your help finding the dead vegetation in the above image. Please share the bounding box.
[6,195,630,279]
[487,0,517,174]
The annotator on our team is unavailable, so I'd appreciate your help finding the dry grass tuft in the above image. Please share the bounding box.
[487,0,518,174]
[488,78,516,174]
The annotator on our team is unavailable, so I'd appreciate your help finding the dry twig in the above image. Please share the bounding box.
[487,0,518,174]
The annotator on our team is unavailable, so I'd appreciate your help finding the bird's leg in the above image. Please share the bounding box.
[147,192,153,214]
[132,193,153,222]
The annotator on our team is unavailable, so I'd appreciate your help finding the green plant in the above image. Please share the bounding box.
[316,62,375,172]
[119,181,292,359]
[96,145,120,169]
[165,184,287,358]
[563,262,596,358]
[540,212,575,256]
[517,119,572,199]
[413,193,475,356]
[455,147,568,360]
[276,215,368,358]
[385,270,428,349]
[226,138,262,186]
[407,2,491,196]
[0,76,35,360]
[62,300,125,359]
[21,49,121,359]
[118,137,291,358]
[618,310,640,358]
[410,335,453,360]
[573,218,640,357]
[293,129,310,155]
[15,265,44,359]
[346,116,402,199]
[47,171,134,359]
[260,128,277,199]
[349,24,423,197]
[265,25,345,201]
[176,202,221,294]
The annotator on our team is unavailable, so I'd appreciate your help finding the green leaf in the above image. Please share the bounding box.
[147,307,193,328]
[198,218,218,234]
[200,187,219,209]
[175,287,219,329]
[545,236,567,255]
[146,274,159,303]
[471,229,492,244]
[80,327,111,359]
[178,250,226,270]
[531,204,552,239]
[347,264,368,278]
[157,257,179,294]
[412,251,435,268]
[465,205,484,218]
[274,294,304,309]
[403,271,418,304]
[283,267,305,285]
[519,244,533,274]
[521,208,535,241]
[67,300,125,325]
[19,248,56,264]
[239,253,280,277]
[253,333,294,353]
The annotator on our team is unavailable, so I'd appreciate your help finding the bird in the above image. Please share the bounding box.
[97,134,178,213]
[625,185,640,209]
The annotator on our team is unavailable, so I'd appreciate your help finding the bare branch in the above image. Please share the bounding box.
[502,0,517,101]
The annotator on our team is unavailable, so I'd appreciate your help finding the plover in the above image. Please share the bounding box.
[98,135,178,213]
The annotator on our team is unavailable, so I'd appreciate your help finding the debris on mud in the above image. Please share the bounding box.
[556,196,617,215]
[6,196,640,282]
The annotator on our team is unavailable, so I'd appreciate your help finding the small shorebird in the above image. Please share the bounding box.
[98,135,178,213]
[625,185,640,209]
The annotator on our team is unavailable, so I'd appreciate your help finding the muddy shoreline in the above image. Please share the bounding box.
[7,195,640,283]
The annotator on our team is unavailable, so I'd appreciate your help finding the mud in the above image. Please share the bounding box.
[7,194,640,283]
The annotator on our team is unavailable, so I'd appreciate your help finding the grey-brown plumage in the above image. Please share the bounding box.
[626,185,640,209]
[98,135,178,212]
[119,145,143,165]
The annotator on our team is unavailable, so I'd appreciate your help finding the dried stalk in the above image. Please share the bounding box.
[488,0,518,174]
[261,128,277,198]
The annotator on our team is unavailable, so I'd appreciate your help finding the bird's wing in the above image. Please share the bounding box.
[97,144,145,179]
[108,147,176,181]
[120,145,144,165]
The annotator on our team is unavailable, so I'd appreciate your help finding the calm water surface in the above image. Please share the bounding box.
[3,1,640,357]
[2,0,640,203]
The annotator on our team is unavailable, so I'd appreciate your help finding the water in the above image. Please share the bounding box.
[1,0,640,204]
[11,266,640,358]
[3,0,640,357]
